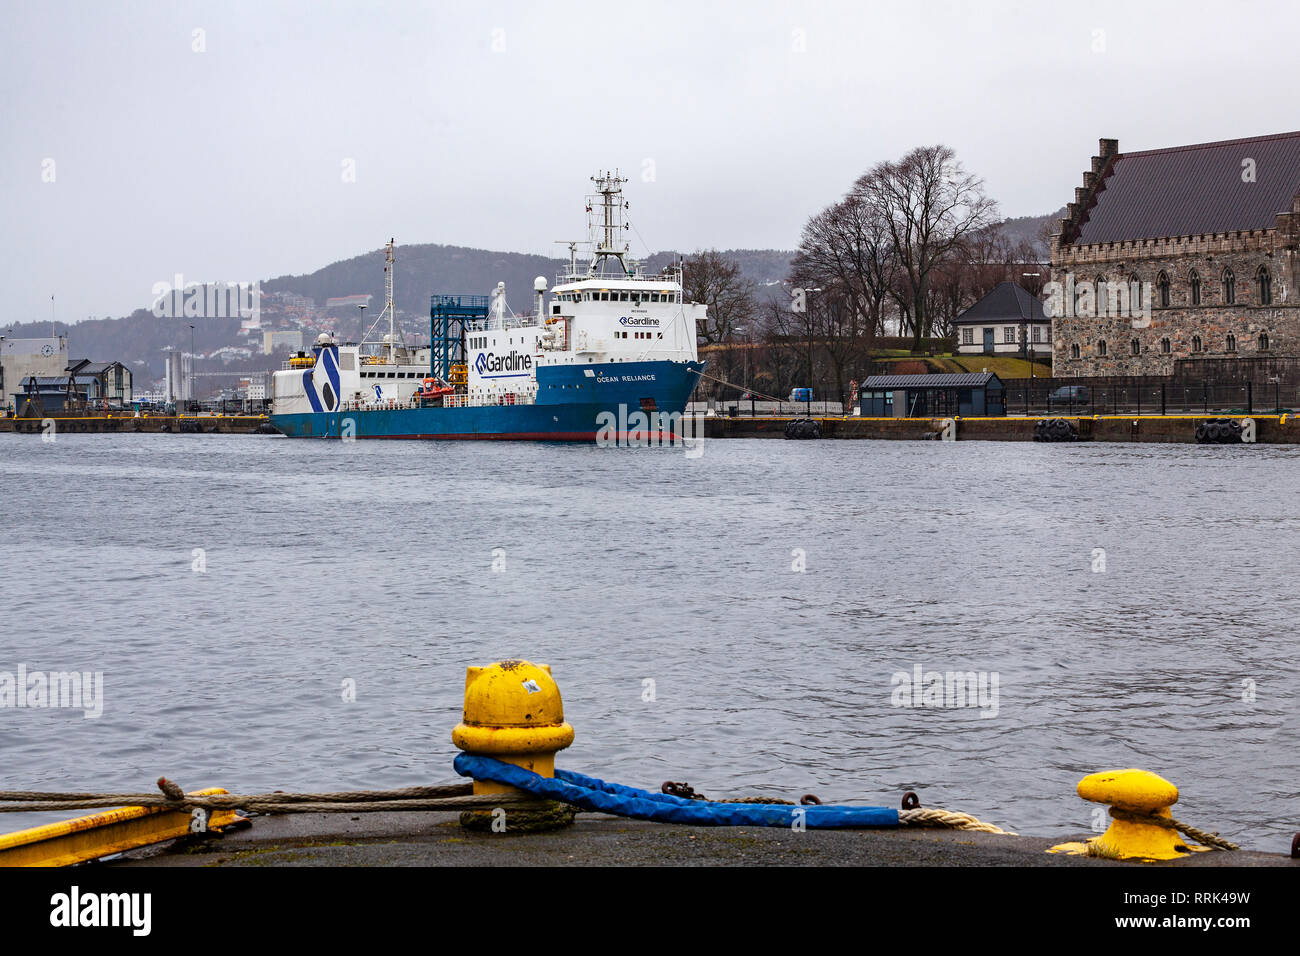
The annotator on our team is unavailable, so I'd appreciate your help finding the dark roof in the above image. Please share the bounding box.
[1076,131,1300,244]
[67,361,116,375]
[862,373,1001,389]
[954,282,1046,324]
[22,375,95,387]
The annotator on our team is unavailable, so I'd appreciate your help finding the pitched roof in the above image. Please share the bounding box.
[1075,131,1300,244]
[954,282,1046,324]
[22,375,95,387]
[862,373,1001,389]
[67,361,123,375]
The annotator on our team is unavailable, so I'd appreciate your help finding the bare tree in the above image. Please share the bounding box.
[790,195,894,338]
[683,249,755,348]
[853,145,999,353]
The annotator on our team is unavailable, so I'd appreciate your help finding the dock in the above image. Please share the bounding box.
[703,413,1300,443]
[0,415,271,435]
[111,810,1298,867]
[5,412,1298,444]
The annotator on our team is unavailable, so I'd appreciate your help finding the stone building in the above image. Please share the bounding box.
[1049,132,1300,376]
[0,334,68,412]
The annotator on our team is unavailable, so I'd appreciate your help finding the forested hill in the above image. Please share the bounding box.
[258,244,796,315]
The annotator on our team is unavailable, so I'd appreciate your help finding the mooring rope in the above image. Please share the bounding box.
[0,778,544,814]
[898,807,1015,835]
[0,783,471,804]
[2,769,1016,836]
[16,772,1211,847]
[694,369,787,404]
[663,779,1012,833]
[1108,807,1239,851]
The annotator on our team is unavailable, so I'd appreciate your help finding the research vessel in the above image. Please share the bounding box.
[269,172,706,440]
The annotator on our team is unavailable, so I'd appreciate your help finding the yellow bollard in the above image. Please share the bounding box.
[451,660,574,797]
[1048,768,1207,861]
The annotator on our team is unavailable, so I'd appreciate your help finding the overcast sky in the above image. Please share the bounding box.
[4,0,1298,324]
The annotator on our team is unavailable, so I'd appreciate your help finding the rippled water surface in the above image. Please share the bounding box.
[2,432,1298,847]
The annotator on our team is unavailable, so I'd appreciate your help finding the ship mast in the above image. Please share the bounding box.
[554,240,581,279]
[587,171,633,276]
[358,238,408,362]
[383,238,396,360]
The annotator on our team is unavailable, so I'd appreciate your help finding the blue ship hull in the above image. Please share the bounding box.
[271,359,705,440]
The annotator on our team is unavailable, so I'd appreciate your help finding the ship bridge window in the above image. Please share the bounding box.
[619,292,629,301]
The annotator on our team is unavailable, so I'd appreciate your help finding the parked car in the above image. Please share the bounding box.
[1047,385,1090,407]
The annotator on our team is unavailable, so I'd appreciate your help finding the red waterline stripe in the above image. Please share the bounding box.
[352,430,679,442]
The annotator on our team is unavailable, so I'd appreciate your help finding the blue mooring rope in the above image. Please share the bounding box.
[453,754,899,828]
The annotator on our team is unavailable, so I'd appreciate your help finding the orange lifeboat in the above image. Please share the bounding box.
[415,377,455,400]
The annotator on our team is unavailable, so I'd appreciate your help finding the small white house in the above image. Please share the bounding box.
[954,282,1051,357]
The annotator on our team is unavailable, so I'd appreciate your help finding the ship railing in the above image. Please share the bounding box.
[440,392,536,408]
[555,266,682,287]
[467,314,543,333]
[331,392,537,413]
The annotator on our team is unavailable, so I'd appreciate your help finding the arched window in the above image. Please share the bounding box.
[1192,335,1203,353]
[1161,338,1171,353]
[1189,269,1201,306]
[1130,273,1143,310]
[1259,332,1270,351]
[1258,266,1272,305]
[1226,334,1237,352]
[1097,339,1108,357]
[1096,276,1108,316]
[1071,343,1080,359]
[1131,338,1140,355]
[1223,268,1236,305]
[1157,271,1170,308]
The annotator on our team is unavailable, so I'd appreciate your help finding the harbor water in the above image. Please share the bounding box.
[2,432,1297,848]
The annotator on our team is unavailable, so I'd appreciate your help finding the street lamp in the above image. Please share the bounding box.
[794,285,821,417]
[733,325,753,415]
[1022,273,1041,380]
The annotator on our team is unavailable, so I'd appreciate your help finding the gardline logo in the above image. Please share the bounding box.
[474,350,534,375]
[619,316,660,327]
